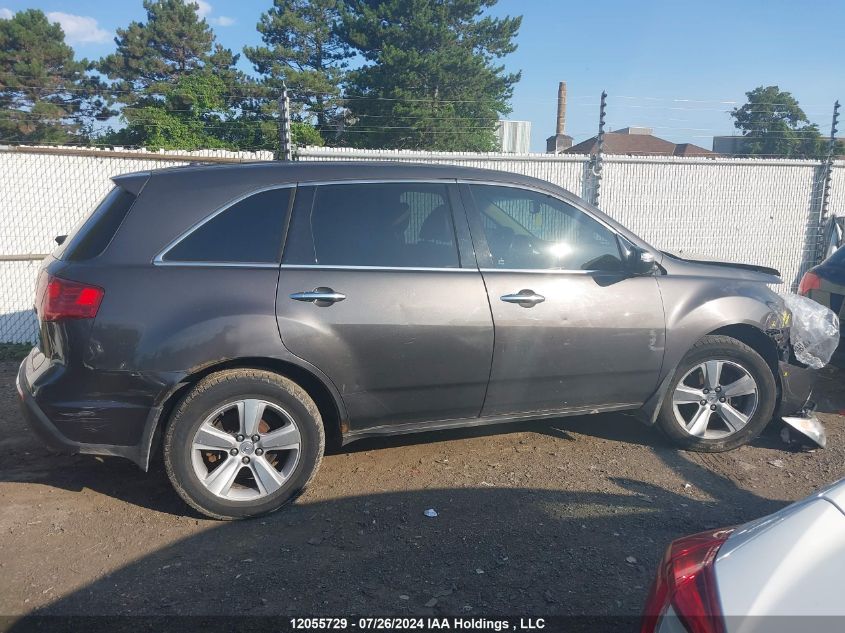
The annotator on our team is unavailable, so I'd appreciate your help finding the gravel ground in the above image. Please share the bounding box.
[1,361,843,621]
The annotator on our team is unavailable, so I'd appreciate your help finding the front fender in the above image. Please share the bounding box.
[637,277,788,425]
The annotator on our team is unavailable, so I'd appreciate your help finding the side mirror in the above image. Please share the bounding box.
[55,235,67,245]
[620,239,657,275]
[632,249,657,275]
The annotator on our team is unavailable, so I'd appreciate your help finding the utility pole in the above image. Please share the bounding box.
[816,100,840,263]
[590,91,607,207]
[277,83,292,162]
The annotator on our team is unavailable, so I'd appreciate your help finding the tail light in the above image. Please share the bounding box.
[798,271,821,296]
[640,528,734,633]
[37,274,104,321]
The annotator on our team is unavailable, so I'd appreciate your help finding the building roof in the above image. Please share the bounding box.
[565,132,715,157]
[673,143,716,157]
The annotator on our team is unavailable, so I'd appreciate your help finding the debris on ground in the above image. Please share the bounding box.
[782,415,827,449]
[423,508,438,518]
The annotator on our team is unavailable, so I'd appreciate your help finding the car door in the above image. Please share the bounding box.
[276,181,494,431]
[461,182,665,417]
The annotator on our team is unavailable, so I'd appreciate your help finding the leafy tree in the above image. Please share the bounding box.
[112,72,230,150]
[731,86,827,158]
[341,0,521,150]
[245,0,351,137]
[0,9,111,144]
[104,71,323,151]
[292,121,325,146]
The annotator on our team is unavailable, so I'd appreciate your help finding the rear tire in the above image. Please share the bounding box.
[657,335,776,452]
[163,369,324,520]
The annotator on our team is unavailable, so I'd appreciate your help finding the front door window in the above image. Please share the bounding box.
[469,184,624,272]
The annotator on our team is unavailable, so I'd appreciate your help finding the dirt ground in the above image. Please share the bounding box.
[1,361,844,623]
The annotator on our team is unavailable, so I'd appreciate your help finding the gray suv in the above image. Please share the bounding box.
[17,162,814,519]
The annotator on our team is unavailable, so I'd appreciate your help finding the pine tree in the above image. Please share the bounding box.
[341,0,521,150]
[245,0,351,139]
[99,0,268,149]
[0,9,111,144]
[99,0,230,99]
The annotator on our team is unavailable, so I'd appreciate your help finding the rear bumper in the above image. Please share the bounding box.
[16,350,168,470]
[16,361,85,456]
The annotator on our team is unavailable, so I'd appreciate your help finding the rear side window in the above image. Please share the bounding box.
[162,188,292,264]
[61,187,136,261]
[283,182,459,268]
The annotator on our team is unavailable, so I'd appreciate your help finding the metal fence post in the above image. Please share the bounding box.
[277,84,293,162]
[815,100,841,263]
[590,91,607,207]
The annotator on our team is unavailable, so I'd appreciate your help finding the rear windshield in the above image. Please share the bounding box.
[55,187,137,261]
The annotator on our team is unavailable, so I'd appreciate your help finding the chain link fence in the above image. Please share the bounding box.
[1,145,842,344]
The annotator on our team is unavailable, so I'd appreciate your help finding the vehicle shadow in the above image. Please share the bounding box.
[7,469,785,626]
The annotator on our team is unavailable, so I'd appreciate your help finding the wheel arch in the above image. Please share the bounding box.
[143,357,347,470]
[707,323,780,376]
[637,321,783,426]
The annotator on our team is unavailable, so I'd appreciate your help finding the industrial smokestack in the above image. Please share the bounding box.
[546,81,573,153]
[556,82,567,135]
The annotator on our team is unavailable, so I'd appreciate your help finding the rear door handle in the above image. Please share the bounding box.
[500,290,545,307]
[290,287,347,305]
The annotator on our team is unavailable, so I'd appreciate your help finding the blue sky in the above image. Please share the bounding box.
[2,0,843,151]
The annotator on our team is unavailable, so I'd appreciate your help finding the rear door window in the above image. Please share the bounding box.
[283,182,460,268]
[59,187,136,261]
[162,187,292,264]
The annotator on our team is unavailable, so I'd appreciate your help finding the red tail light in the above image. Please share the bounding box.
[38,274,104,321]
[798,271,821,296]
[640,528,734,633]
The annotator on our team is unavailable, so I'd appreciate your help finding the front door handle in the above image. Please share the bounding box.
[500,289,545,308]
[290,287,347,305]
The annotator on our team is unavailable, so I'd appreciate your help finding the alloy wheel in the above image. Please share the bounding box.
[190,399,301,501]
[671,360,759,439]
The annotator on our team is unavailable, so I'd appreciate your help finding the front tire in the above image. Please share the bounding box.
[657,335,777,452]
[163,369,324,520]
